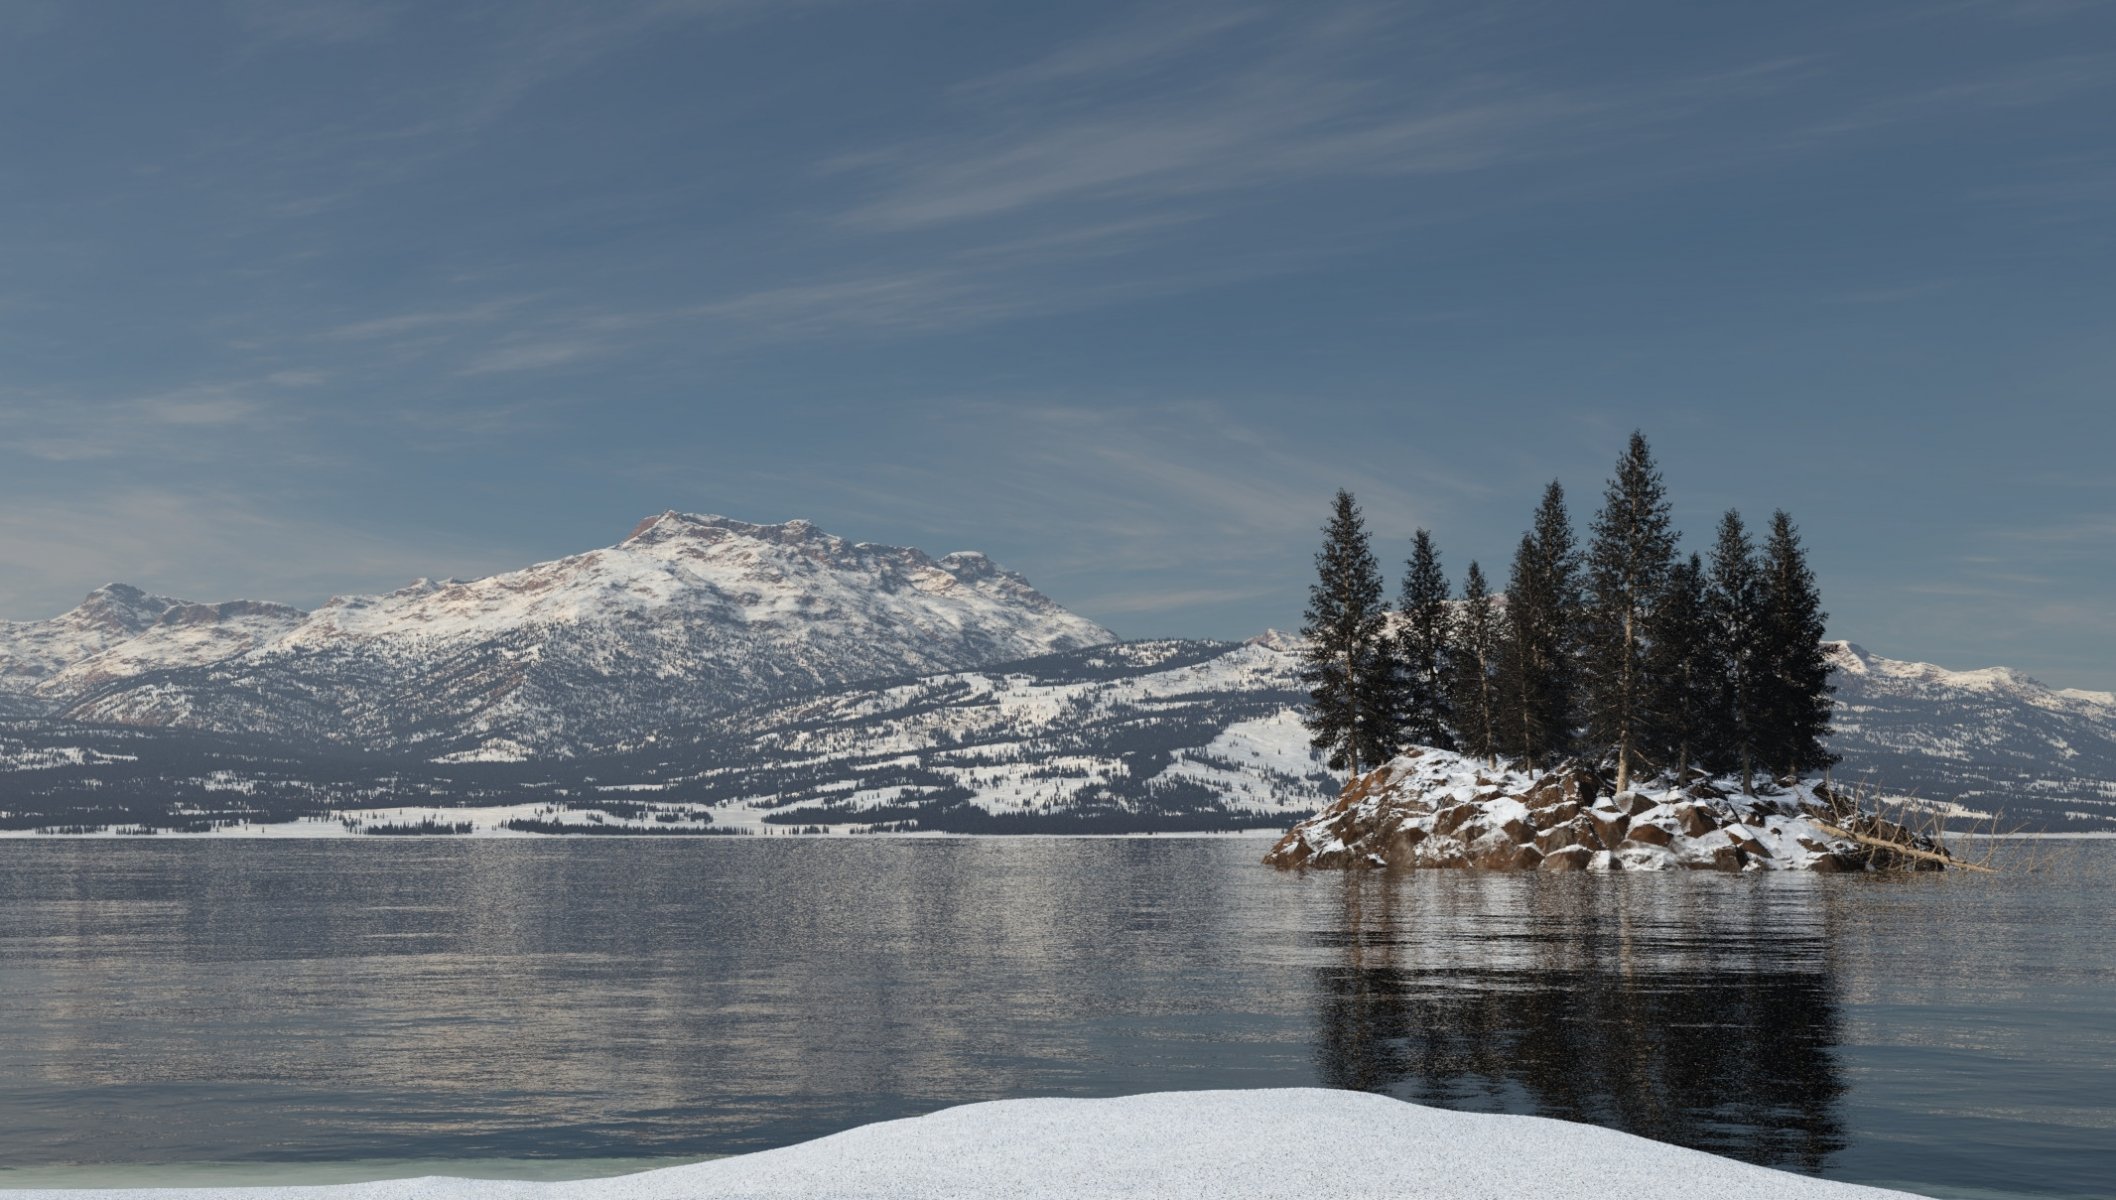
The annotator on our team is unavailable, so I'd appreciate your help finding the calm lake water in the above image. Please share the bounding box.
[0,838,2110,1198]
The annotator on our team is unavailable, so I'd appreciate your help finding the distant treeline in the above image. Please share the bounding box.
[1301,432,1834,792]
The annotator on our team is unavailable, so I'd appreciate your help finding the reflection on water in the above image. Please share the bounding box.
[0,839,2110,1199]
[1313,875,1845,1170]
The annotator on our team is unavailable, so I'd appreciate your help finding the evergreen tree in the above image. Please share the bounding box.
[1394,529,1455,749]
[1494,482,1580,768]
[1299,490,1395,776]
[1706,510,1765,787]
[1755,510,1838,781]
[1644,553,1719,777]
[1581,432,1678,792]
[1448,561,1502,766]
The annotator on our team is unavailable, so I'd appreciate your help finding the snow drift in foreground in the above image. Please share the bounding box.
[1266,748,1947,872]
[11,1089,1917,1200]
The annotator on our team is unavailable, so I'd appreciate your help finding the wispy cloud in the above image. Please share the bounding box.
[226,0,395,47]
[956,2,1267,95]
[322,297,532,342]
[1787,53,2116,142]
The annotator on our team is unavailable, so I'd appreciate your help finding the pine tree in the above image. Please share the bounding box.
[1448,561,1502,766]
[1494,482,1580,769]
[1755,510,1837,781]
[1299,490,1395,776]
[1581,432,1678,792]
[1707,510,1765,788]
[1394,529,1454,749]
[1644,553,1719,777]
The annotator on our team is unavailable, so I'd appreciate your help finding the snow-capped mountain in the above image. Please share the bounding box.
[3,513,2112,836]
[4,635,2114,834]
[0,514,1113,755]
[1824,641,2116,829]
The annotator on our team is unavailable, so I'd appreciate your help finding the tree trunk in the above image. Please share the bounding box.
[1615,606,1634,793]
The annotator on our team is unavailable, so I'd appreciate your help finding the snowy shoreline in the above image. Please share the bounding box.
[1,1090,1922,1199]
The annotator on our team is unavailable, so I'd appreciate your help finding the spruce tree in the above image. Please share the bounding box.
[1448,561,1501,766]
[1299,490,1395,776]
[1581,432,1678,792]
[1494,482,1580,769]
[1394,529,1454,749]
[1530,480,1583,750]
[1644,553,1718,778]
[1707,510,1765,788]
[1756,510,1837,781]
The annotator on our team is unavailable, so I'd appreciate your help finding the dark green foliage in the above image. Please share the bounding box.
[1448,561,1502,765]
[1299,490,1396,774]
[1393,529,1455,749]
[1707,510,1767,782]
[1756,510,1838,779]
[1494,482,1580,768]
[1581,432,1679,789]
[1645,554,1720,775]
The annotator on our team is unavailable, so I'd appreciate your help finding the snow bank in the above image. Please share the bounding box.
[9,1089,1917,1200]
[1266,748,1948,871]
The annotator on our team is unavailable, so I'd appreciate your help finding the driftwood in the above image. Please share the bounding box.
[1810,821,1998,873]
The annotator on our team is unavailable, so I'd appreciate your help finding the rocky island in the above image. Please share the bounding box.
[1265,748,1956,872]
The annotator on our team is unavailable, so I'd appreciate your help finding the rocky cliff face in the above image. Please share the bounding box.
[1264,748,1952,872]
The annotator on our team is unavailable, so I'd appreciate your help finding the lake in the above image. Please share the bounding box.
[0,838,2109,1198]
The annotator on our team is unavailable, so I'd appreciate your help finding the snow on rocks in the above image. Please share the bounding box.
[1265,748,1941,872]
[14,1089,1919,1200]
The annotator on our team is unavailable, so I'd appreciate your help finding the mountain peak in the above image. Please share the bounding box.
[624,511,837,546]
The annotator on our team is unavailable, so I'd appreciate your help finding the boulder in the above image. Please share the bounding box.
[1623,792,1660,817]
[1433,804,1478,836]
[1727,829,1772,858]
[1623,822,1674,848]
[1480,843,1543,871]
[1535,824,1578,853]
[1531,801,1580,831]
[1673,804,1720,838]
[1588,809,1630,849]
[1500,817,1533,843]
[1538,845,1592,872]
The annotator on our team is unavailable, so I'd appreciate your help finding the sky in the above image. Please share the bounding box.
[0,0,2111,687]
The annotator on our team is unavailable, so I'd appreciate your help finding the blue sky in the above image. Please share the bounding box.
[1,0,2111,685]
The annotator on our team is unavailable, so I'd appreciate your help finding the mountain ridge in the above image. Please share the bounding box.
[0,513,1113,755]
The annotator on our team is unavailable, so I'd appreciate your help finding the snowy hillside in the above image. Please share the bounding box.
[574,637,1331,832]
[1825,642,2116,830]
[0,639,1331,834]
[5,634,2114,834]
[0,514,1112,755]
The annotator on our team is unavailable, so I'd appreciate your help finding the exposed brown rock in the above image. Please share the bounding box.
[1673,804,1720,838]
[1535,824,1579,853]
[1624,822,1674,848]
[1531,801,1580,831]
[1433,804,1477,836]
[1588,809,1630,849]
[1538,845,1593,872]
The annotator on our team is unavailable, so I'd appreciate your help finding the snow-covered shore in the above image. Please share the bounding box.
[6,1090,1919,1199]
[1267,748,1949,871]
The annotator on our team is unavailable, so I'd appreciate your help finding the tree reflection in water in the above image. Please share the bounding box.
[1311,872,1847,1173]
